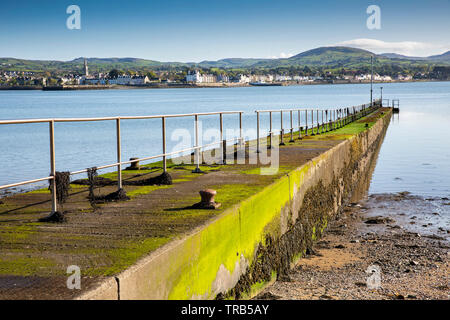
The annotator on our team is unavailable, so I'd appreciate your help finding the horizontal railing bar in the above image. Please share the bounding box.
[0,111,244,125]
[0,102,380,193]
[0,176,53,190]
[69,138,239,177]
[254,107,365,113]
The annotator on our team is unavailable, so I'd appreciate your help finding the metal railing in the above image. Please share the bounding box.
[0,111,244,213]
[0,100,381,213]
[255,101,381,152]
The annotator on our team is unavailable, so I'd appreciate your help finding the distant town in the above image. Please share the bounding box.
[1,46,449,90]
[0,60,425,90]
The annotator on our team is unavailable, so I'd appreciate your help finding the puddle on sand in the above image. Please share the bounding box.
[357,192,450,242]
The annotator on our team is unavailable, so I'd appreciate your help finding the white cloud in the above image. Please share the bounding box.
[337,38,449,57]
[269,52,294,59]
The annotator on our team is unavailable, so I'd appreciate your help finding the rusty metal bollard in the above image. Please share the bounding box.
[192,189,221,209]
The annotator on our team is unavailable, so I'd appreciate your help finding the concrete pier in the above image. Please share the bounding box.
[0,105,391,300]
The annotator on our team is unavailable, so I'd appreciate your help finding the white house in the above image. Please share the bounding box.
[234,74,250,83]
[186,71,217,83]
[186,71,202,83]
[275,75,293,81]
[130,75,150,85]
[217,74,230,83]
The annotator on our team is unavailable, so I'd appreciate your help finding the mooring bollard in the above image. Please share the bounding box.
[192,189,221,209]
[128,157,140,170]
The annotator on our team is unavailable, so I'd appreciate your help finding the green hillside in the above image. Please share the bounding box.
[1,46,448,75]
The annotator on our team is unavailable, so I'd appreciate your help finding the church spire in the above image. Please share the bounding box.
[84,58,89,76]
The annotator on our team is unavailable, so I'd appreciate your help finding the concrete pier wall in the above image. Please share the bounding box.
[78,109,392,300]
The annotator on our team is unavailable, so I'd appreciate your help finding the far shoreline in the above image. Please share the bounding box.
[0,79,447,91]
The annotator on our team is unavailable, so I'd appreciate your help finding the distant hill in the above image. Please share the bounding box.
[427,51,450,63]
[380,53,426,61]
[1,46,449,74]
[195,58,271,68]
[0,57,186,73]
[252,46,379,67]
[381,51,450,63]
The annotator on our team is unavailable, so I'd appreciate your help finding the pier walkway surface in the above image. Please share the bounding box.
[0,105,390,299]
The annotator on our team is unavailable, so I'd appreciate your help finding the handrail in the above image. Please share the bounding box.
[0,101,382,213]
[0,111,243,125]
[0,110,245,213]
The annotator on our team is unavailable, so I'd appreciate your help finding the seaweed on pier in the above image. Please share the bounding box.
[87,167,99,210]
[49,171,71,207]
[95,188,130,203]
[124,171,173,186]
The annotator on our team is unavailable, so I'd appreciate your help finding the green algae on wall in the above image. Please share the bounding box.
[166,162,312,299]
[83,107,390,300]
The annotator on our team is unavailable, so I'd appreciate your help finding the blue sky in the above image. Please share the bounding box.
[1,0,449,61]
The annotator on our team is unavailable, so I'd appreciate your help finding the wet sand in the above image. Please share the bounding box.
[255,192,449,300]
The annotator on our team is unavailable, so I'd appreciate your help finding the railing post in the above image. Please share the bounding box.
[116,118,122,189]
[305,109,308,136]
[49,120,57,213]
[339,109,342,128]
[311,109,315,136]
[162,117,167,172]
[289,110,294,142]
[256,111,260,153]
[333,109,336,130]
[279,111,285,146]
[220,113,224,164]
[321,110,325,133]
[298,110,302,139]
[316,109,320,135]
[269,111,273,149]
[193,114,202,173]
[239,112,244,146]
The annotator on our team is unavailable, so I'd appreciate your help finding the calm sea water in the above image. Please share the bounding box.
[0,82,449,198]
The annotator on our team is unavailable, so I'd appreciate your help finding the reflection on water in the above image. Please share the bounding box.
[368,83,450,198]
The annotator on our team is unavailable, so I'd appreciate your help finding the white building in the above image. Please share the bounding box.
[250,75,274,83]
[186,71,202,83]
[186,71,217,83]
[275,75,293,82]
[232,74,250,83]
[130,75,150,85]
[217,74,230,83]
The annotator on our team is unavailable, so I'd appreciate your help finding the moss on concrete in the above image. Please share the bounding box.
[0,106,390,299]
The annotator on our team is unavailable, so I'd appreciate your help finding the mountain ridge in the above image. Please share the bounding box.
[1,46,449,73]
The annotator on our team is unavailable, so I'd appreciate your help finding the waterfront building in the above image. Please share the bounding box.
[186,71,217,83]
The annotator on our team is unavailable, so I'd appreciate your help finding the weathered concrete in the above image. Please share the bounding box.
[78,107,392,300]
